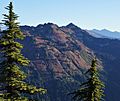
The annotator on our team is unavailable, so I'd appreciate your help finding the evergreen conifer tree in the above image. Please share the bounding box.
[0,2,46,101]
[70,58,105,101]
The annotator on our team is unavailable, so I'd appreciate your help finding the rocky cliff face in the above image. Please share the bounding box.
[21,23,95,77]
[20,23,120,101]
[20,23,96,100]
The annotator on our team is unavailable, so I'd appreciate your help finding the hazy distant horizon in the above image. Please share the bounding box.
[0,0,120,31]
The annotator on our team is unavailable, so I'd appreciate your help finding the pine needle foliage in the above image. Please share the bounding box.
[70,58,105,101]
[0,2,46,101]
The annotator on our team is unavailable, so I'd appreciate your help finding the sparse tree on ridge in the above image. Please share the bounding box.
[0,2,46,100]
[70,58,105,101]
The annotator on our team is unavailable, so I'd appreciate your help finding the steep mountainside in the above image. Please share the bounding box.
[20,23,95,101]
[63,23,120,101]
[20,23,120,101]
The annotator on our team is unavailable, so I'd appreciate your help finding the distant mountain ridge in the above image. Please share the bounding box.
[19,23,120,101]
[88,29,120,39]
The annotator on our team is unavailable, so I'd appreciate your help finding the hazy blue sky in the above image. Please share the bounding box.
[0,0,120,31]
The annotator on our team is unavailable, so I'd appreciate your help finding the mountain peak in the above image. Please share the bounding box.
[101,29,110,32]
[67,23,76,26]
[66,23,81,30]
[36,23,59,29]
[66,23,76,27]
[44,23,59,28]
